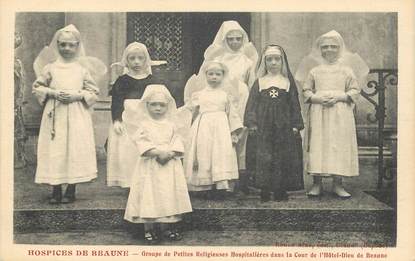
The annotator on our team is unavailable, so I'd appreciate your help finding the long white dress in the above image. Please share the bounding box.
[184,87,243,191]
[215,53,254,170]
[124,118,192,223]
[33,61,98,185]
[303,63,360,177]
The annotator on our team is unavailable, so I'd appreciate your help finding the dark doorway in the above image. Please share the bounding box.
[187,13,251,75]
[127,12,251,106]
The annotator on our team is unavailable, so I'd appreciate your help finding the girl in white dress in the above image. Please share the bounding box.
[32,24,106,204]
[184,61,243,199]
[184,21,258,194]
[124,85,192,244]
[295,30,369,199]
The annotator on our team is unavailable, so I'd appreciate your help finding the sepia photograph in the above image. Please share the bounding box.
[12,11,398,248]
[2,1,414,259]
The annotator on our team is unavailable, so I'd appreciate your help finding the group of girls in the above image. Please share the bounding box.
[32,22,369,243]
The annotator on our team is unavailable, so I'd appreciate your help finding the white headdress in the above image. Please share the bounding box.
[295,30,369,85]
[111,42,167,74]
[122,84,176,134]
[33,24,107,81]
[204,20,257,60]
[183,60,240,105]
[184,21,257,105]
[256,45,289,78]
[122,84,191,144]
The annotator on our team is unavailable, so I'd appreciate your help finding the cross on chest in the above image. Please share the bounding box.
[269,89,279,98]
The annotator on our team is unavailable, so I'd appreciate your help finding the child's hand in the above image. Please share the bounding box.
[248,126,258,135]
[231,133,239,145]
[322,96,337,107]
[59,92,83,104]
[113,120,125,135]
[156,151,174,165]
[47,89,60,99]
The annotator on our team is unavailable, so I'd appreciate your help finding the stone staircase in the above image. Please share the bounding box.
[14,156,396,246]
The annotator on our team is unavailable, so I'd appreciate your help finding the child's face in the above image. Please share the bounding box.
[146,92,169,120]
[265,54,283,75]
[57,32,79,60]
[206,67,224,88]
[226,30,244,52]
[320,38,340,63]
[127,50,147,73]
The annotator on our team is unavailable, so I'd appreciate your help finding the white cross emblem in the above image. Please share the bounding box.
[269,89,278,98]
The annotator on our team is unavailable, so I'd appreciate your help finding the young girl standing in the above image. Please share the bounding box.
[244,45,304,202]
[32,25,106,204]
[107,42,165,187]
[123,84,192,244]
[295,30,369,198]
[185,21,258,193]
[184,61,243,198]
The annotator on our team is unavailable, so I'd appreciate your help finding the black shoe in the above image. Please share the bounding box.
[61,195,76,204]
[273,191,289,202]
[49,185,62,204]
[260,190,271,202]
[144,230,160,245]
[62,184,76,204]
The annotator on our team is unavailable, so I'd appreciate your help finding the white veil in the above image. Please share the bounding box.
[33,24,107,82]
[295,30,369,86]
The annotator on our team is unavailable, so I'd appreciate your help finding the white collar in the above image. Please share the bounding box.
[258,74,290,91]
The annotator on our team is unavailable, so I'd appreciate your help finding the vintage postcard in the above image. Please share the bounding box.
[1,0,414,260]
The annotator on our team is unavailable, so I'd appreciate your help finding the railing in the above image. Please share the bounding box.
[360,69,398,189]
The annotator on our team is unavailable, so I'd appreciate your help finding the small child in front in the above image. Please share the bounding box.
[123,84,192,244]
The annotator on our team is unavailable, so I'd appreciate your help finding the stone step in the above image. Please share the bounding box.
[14,190,395,234]
[14,230,396,247]
[14,160,395,235]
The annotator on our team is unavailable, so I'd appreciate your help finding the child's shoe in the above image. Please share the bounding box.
[143,230,160,245]
[332,184,351,199]
[273,191,289,202]
[260,189,271,202]
[307,176,322,198]
[49,185,62,204]
[332,177,351,199]
[307,184,322,198]
[62,184,76,204]
[163,224,182,241]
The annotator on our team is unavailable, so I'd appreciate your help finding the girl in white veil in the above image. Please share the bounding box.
[295,30,369,199]
[184,20,258,193]
[32,24,106,204]
[123,84,192,244]
[183,60,243,199]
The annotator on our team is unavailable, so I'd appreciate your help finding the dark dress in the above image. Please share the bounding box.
[244,79,304,194]
[106,73,163,187]
[110,74,162,122]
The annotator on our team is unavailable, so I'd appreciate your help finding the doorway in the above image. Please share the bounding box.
[127,12,251,106]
